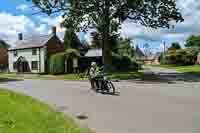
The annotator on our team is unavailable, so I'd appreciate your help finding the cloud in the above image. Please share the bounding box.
[0,12,49,45]
[16,4,29,11]
[0,12,66,46]
[120,0,200,50]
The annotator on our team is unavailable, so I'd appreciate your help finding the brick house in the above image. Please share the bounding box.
[8,27,65,73]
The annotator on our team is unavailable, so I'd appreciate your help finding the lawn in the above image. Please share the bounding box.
[0,73,84,80]
[151,64,200,73]
[0,89,88,133]
[0,71,144,81]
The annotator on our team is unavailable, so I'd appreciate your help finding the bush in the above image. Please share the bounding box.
[163,46,200,66]
[112,55,140,72]
[49,53,65,75]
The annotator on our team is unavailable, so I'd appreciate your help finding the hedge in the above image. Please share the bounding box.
[49,53,65,75]
[112,55,140,72]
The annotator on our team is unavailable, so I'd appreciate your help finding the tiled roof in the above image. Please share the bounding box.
[9,35,54,50]
[85,49,102,57]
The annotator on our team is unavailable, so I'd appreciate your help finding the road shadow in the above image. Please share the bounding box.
[127,71,200,84]
[0,78,23,83]
[156,72,200,82]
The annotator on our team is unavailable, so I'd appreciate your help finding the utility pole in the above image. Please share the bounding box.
[163,41,166,64]
[163,41,166,54]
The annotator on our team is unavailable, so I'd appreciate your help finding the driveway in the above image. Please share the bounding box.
[1,68,200,133]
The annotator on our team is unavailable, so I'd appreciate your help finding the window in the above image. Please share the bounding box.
[14,51,18,57]
[31,61,38,70]
[32,49,37,55]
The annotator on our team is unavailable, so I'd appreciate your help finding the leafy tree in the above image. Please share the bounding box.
[30,0,184,69]
[63,29,82,49]
[116,38,135,58]
[0,40,10,49]
[168,42,181,50]
[186,35,200,47]
[90,31,102,49]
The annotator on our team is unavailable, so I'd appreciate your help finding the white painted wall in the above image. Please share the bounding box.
[8,47,46,73]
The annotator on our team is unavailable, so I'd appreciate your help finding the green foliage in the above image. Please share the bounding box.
[65,49,80,58]
[0,40,10,49]
[168,42,181,50]
[112,55,139,72]
[112,38,135,59]
[186,35,200,47]
[49,53,65,75]
[63,29,82,49]
[31,0,184,66]
[164,46,200,66]
[91,32,102,48]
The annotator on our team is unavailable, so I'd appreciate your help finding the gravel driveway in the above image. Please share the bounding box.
[1,68,200,133]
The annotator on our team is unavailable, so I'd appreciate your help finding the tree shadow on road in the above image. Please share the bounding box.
[129,72,200,84]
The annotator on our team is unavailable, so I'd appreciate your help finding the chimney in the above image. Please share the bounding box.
[18,33,23,41]
[52,26,56,35]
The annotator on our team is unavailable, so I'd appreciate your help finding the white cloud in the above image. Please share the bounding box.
[16,4,29,11]
[120,0,200,51]
[0,12,49,46]
[0,12,66,47]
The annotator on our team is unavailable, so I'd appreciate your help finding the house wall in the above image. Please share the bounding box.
[8,48,46,73]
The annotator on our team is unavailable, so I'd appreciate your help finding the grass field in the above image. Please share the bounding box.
[151,64,200,74]
[0,71,143,81]
[0,89,88,133]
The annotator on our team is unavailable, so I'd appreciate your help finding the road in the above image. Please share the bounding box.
[0,67,200,133]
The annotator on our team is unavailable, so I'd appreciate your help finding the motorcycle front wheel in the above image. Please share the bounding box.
[106,81,115,94]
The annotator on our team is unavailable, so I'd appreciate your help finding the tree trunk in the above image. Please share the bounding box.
[102,0,111,71]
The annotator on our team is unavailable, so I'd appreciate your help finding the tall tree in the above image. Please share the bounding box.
[117,38,135,58]
[168,42,181,50]
[63,29,82,49]
[91,31,102,49]
[30,0,184,68]
[186,35,200,47]
[0,40,10,49]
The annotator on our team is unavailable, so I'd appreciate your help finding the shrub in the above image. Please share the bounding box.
[112,55,140,72]
[49,53,65,75]
[163,46,200,66]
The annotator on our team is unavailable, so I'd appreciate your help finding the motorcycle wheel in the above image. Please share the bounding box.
[106,81,115,94]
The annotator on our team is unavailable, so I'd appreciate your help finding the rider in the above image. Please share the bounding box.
[89,62,100,89]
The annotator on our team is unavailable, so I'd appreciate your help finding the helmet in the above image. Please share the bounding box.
[91,62,96,67]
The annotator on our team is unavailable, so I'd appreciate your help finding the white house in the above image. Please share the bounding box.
[8,27,64,73]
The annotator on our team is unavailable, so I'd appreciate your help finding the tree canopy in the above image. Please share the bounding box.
[168,42,181,50]
[0,40,10,49]
[185,35,200,47]
[30,0,184,68]
[63,29,82,50]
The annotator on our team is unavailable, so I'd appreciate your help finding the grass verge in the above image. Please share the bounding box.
[150,64,200,74]
[0,89,89,133]
[0,71,144,81]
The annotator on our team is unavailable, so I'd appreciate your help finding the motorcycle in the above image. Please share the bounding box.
[94,72,116,94]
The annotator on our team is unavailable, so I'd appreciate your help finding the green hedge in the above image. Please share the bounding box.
[112,55,140,72]
[49,53,65,75]
[163,46,200,66]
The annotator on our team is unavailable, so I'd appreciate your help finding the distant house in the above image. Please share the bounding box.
[8,27,64,73]
[144,52,161,65]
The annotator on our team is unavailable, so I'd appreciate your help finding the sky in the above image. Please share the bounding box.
[0,0,199,53]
